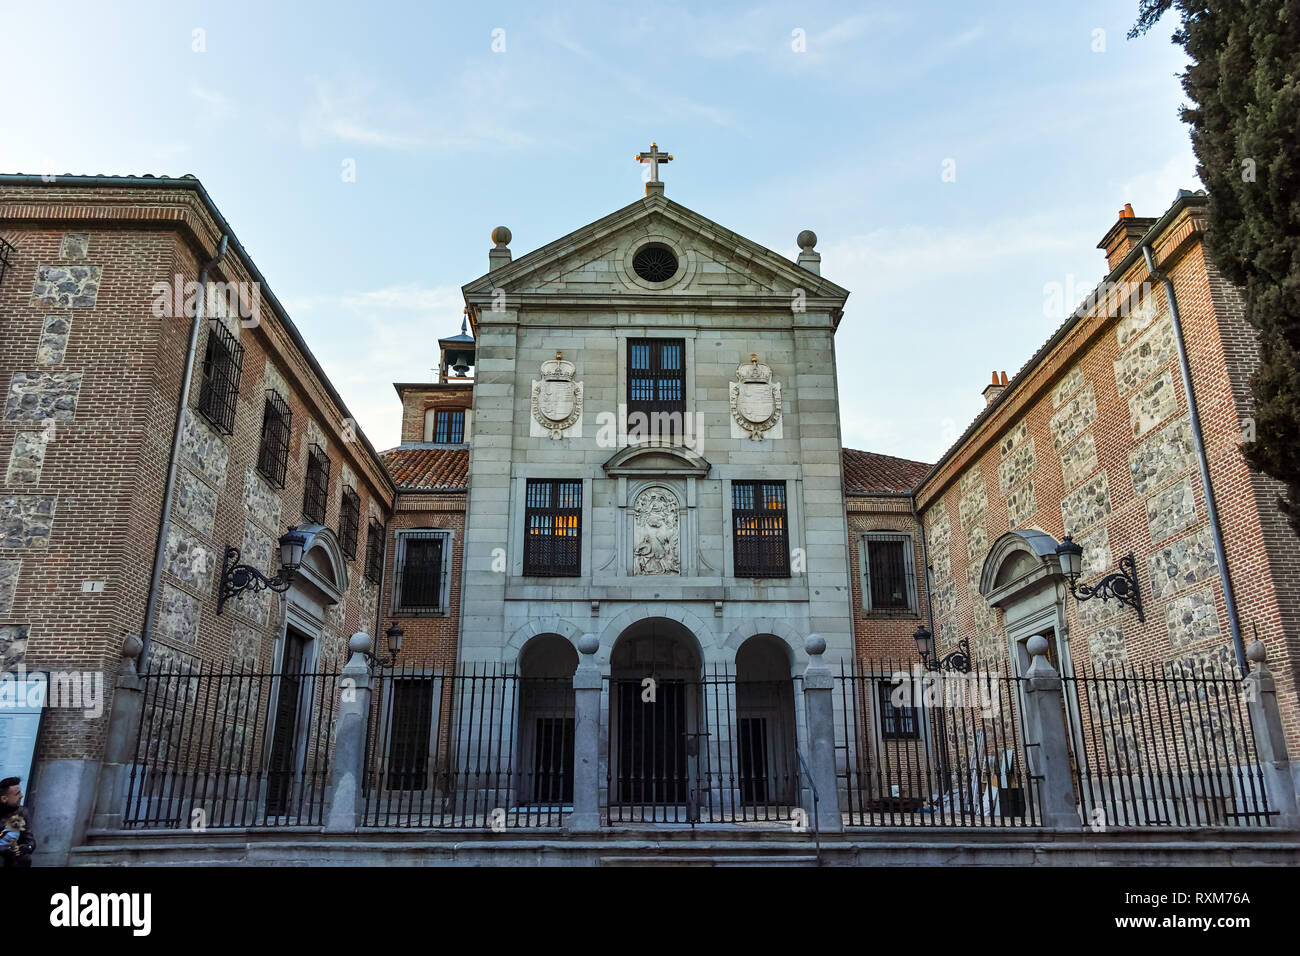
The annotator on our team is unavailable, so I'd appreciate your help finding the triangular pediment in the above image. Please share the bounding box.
[462,193,849,306]
[603,442,711,478]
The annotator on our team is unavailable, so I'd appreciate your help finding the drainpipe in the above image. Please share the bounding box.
[911,494,936,632]
[1141,243,1246,672]
[373,515,390,649]
[139,235,230,671]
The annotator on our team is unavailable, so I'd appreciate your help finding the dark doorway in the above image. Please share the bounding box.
[386,678,434,790]
[615,678,687,804]
[531,716,575,803]
[267,631,309,815]
[737,716,770,804]
[518,634,577,807]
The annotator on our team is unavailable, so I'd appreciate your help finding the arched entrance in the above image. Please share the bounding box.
[518,635,577,806]
[608,618,702,818]
[735,636,798,814]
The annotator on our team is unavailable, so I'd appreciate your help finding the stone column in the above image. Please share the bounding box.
[568,634,602,832]
[89,635,146,831]
[1021,635,1079,829]
[801,635,843,833]
[324,633,374,832]
[1242,641,1300,829]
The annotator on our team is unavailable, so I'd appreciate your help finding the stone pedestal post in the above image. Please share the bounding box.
[324,633,374,832]
[1021,635,1079,829]
[801,635,843,833]
[568,634,602,832]
[90,635,146,831]
[1243,641,1300,830]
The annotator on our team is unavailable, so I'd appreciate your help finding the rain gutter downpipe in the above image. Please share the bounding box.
[911,494,936,634]
[1141,243,1246,672]
[139,235,230,672]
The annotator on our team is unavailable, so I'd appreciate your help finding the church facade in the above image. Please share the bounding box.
[1,163,1298,862]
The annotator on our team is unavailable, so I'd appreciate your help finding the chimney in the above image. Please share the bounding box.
[489,225,512,272]
[982,370,1009,406]
[1097,203,1158,271]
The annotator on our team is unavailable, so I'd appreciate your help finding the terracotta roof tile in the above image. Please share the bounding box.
[842,448,931,495]
[380,447,468,491]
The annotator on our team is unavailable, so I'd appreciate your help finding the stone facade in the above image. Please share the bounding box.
[31,264,101,308]
[4,371,82,422]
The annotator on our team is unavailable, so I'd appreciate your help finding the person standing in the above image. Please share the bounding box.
[0,778,34,868]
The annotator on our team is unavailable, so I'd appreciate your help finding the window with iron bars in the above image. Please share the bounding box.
[861,533,917,615]
[0,237,15,288]
[196,320,244,434]
[627,338,685,440]
[302,444,331,525]
[732,480,790,577]
[434,409,465,443]
[877,681,921,740]
[393,530,450,614]
[523,479,582,577]
[256,392,292,488]
[365,517,384,584]
[338,486,360,559]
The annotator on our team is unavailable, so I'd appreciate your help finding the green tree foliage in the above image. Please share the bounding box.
[1133,1,1300,534]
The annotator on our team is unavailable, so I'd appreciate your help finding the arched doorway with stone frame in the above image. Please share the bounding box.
[734,635,799,817]
[265,524,346,819]
[516,634,578,808]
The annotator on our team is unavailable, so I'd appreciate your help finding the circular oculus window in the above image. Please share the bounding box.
[631,243,679,283]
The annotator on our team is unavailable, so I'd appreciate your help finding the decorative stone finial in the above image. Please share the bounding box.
[578,634,600,656]
[1026,635,1049,659]
[491,226,512,247]
[797,230,817,251]
[349,632,372,655]
[1247,640,1267,665]
[804,634,826,657]
[122,633,143,662]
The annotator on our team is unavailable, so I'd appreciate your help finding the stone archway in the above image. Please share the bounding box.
[517,634,578,806]
[734,635,798,811]
[979,529,1070,675]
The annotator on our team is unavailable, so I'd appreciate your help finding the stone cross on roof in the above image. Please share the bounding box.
[636,142,673,182]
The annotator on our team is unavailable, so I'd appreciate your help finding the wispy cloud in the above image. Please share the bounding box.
[191,86,238,121]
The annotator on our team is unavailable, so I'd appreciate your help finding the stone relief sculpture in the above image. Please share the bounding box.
[531,351,583,439]
[729,354,782,440]
[633,488,679,575]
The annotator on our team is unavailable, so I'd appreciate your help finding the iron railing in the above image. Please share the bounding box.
[302,443,331,525]
[361,664,573,828]
[196,319,244,435]
[836,660,1042,827]
[124,659,340,828]
[604,667,804,825]
[1063,660,1274,828]
[256,391,292,488]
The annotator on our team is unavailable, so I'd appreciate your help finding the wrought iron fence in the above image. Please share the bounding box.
[360,664,574,828]
[836,660,1042,827]
[604,667,806,825]
[124,659,340,828]
[1063,660,1274,828]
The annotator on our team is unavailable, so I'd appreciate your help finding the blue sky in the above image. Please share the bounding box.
[1,1,1198,460]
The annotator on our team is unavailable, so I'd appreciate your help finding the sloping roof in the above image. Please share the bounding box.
[380,447,469,491]
[842,448,932,495]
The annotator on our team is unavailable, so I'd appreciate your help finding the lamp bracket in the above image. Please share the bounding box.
[1068,552,1145,622]
[218,546,294,615]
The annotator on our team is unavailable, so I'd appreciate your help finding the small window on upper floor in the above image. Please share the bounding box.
[628,338,685,440]
[861,533,917,615]
[523,479,582,577]
[256,392,292,489]
[732,481,790,578]
[393,529,452,614]
[365,517,384,584]
[338,486,360,560]
[197,320,244,435]
[302,444,331,525]
[434,409,465,443]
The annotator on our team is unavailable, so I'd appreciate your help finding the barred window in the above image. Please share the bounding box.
[861,533,917,614]
[732,481,790,578]
[303,444,331,525]
[434,409,465,443]
[365,517,384,584]
[196,320,243,434]
[338,486,360,559]
[256,392,292,488]
[628,338,685,440]
[523,479,582,577]
[878,682,920,740]
[394,530,450,613]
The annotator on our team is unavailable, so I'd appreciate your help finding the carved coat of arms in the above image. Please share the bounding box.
[633,488,680,575]
[729,355,782,440]
[531,352,583,439]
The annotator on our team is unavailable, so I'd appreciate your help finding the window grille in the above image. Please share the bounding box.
[393,531,449,613]
[434,409,465,443]
[732,480,790,577]
[302,444,331,525]
[523,479,582,577]
[338,486,360,559]
[627,338,685,440]
[365,518,384,584]
[877,682,921,740]
[0,237,15,287]
[862,533,917,614]
[196,319,244,434]
[256,392,292,488]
